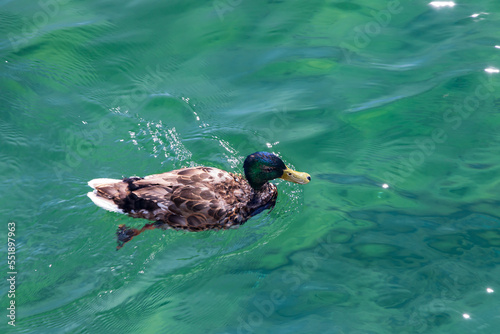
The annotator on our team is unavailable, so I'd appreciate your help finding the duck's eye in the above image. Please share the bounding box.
[288,173,292,176]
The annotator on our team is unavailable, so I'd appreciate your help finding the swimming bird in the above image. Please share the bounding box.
[87,152,311,249]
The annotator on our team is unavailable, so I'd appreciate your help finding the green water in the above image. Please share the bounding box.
[2,0,500,333]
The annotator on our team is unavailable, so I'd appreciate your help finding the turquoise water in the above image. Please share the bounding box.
[2,0,500,333]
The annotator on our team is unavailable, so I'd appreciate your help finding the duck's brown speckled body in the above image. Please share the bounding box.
[88,152,310,249]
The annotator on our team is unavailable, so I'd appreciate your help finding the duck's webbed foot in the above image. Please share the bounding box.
[116,225,138,250]
[116,222,159,250]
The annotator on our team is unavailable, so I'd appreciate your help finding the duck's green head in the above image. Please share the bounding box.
[243,151,311,190]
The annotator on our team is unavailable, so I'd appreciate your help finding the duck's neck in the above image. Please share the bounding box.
[248,179,268,191]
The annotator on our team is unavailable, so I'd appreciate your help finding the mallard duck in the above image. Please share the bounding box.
[87,151,311,249]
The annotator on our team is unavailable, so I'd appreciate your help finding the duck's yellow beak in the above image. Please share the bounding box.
[280,167,311,184]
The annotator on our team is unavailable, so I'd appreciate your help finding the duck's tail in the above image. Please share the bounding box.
[87,178,125,214]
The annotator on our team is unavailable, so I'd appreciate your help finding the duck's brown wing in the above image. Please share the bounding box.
[96,167,252,229]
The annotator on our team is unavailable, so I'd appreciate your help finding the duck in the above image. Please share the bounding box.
[87,151,311,249]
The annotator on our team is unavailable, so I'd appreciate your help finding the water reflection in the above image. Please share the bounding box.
[484,67,499,74]
[429,1,456,8]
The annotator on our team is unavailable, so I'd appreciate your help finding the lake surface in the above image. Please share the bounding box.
[1,0,500,333]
